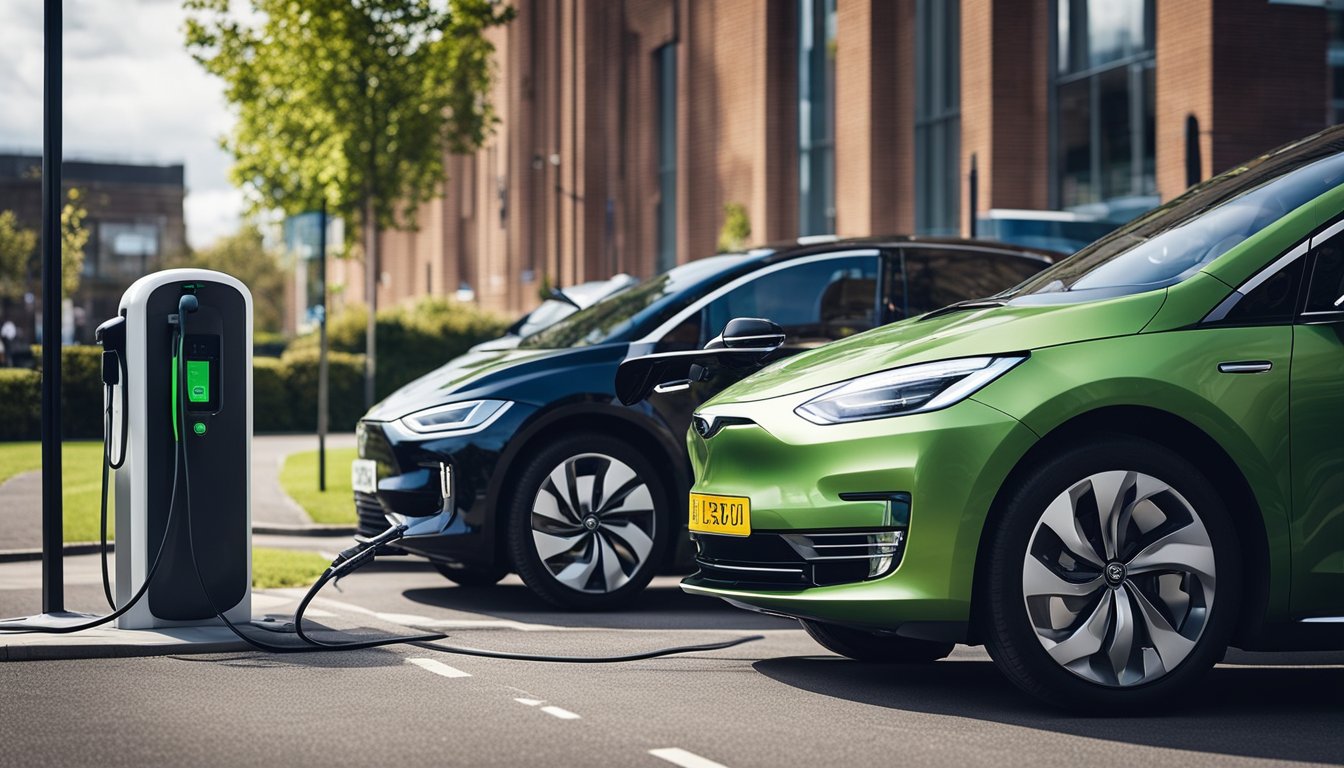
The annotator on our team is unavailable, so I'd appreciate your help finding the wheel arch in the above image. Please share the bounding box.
[486,399,692,569]
[968,404,1273,647]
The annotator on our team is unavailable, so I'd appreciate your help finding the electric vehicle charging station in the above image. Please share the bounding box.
[111,269,252,629]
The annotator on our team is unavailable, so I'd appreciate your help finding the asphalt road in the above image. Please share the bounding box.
[1,553,1341,768]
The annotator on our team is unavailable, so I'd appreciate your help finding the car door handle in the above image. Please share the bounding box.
[1218,361,1273,374]
[653,379,692,394]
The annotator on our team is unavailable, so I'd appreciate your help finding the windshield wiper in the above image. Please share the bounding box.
[919,299,1006,322]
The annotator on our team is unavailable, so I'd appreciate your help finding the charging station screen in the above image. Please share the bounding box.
[187,360,211,403]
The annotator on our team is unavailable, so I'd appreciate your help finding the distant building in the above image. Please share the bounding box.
[332,0,1337,320]
[0,153,187,343]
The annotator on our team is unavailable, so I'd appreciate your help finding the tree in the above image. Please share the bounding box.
[60,188,89,299]
[174,225,288,333]
[0,211,37,301]
[184,0,514,407]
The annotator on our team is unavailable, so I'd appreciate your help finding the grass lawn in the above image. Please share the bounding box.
[0,441,114,543]
[279,447,359,525]
[252,547,330,589]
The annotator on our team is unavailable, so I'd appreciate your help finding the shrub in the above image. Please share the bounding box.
[0,369,40,440]
[288,297,507,400]
[253,357,291,432]
[278,348,366,433]
[31,345,109,439]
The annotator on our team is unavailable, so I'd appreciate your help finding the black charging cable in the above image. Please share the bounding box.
[173,293,763,661]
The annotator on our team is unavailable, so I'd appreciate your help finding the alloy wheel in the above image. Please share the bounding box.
[529,452,657,594]
[1022,470,1216,687]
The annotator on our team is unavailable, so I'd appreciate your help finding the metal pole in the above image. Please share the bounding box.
[40,0,64,614]
[317,203,329,492]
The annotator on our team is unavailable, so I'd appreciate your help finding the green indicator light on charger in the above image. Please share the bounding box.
[187,360,210,403]
[193,422,207,436]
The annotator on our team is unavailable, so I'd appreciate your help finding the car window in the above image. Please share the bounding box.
[1006,133,1344,303]
[703,255,880,347]
[903,248,1049,315]
[1304,230,1344,316]
[1220,258,1306,326]
[519,255,747,349]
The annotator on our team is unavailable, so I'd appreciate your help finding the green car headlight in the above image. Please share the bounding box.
[400,399,511,436]
[795,356,1027,425]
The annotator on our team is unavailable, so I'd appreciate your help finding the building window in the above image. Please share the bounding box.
[798,0,836,236]
[655,43,678,273]
[915,0,960,235]
[1052,0,1157,219]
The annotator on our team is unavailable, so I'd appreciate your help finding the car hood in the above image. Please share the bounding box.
[711,289,1169,403]
[363,343,628,421]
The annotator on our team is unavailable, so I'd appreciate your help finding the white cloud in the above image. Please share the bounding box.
[0,0,241,249]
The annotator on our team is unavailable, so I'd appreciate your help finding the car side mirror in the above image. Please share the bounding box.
[705,317,786,351]
[615,317,787,405]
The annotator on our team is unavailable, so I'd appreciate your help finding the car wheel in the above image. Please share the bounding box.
[432,562,508,587]
[801,619,954,663]
[506,432,670,610]
[982,435,1241,711]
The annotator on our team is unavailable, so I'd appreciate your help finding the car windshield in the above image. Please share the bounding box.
[1005,129,1344,302]
[514,299,579,338]
[519,255,749,349]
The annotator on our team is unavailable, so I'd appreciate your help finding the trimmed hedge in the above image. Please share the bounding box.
[287,297,508,401]
[0,369,41,441]
[5,345,369,439]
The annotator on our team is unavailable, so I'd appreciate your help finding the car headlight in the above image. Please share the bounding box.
[795,356,1026,425]
[400,399,511,435]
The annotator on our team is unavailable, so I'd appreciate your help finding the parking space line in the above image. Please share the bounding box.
[649,747,729,768]
[514,698,544,706]
[405,658,471,678]
[539,705,581,720]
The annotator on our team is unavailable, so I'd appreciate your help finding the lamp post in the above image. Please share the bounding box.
[40,0,64,613]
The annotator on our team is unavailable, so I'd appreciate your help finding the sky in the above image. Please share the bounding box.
[0,0,242,249]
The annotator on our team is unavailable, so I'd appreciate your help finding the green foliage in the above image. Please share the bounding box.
[30,345,107,439]
[253,356,291,431]
[173,225,288,333]
[289,297,507,399]
[717,201,752,253]
[279,447,358,525]
[280,348,367,432]
[0,369,40,441]
[61,188,89,299]
[183,0,515,232]
[0,210,37,301]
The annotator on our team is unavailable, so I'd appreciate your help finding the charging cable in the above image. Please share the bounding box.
[173,293,762,661]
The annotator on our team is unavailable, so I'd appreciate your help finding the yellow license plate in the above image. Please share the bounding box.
[689,493,751,537]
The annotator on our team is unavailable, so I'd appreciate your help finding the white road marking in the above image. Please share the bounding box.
[514,698,544,706]
[539,705,581,720]
[649,748,730,768]
[405,657,471,678]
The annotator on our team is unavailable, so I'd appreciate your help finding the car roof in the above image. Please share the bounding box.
[743,234,1065,265]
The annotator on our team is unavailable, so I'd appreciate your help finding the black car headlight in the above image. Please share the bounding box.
[399,399,512,436]
[795,356,1026,425]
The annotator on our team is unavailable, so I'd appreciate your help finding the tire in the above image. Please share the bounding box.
[801,619,954,663]
[506,432,671,610]
[433,562,508,587]
[981,434,1241,711]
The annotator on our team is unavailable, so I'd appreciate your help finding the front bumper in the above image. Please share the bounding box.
[681,392,1037,634]
[354,403,538,566]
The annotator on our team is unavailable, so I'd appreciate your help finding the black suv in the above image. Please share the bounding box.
[353,237,1058,608]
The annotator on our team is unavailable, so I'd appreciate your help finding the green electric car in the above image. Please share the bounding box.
[645,127,1344,709]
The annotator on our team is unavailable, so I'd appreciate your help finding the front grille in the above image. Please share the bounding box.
[694,528,906,589]
[355,490,389,537]
[357,421,400,471]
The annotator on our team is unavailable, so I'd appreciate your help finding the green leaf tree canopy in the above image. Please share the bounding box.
[184,0,514,404]
[0,211,37,302]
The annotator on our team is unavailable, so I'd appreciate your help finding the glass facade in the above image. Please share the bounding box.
[798,0,836,236]
[1053,0,1157,217]
[655,43,678,273]
[915,0,961,235]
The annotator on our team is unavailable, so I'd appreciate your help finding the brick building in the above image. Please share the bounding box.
[0,154,187,343]
[335,0,1337,320]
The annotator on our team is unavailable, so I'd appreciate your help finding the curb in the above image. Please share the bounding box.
[1,636,251,662]
[0,523,357,562]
